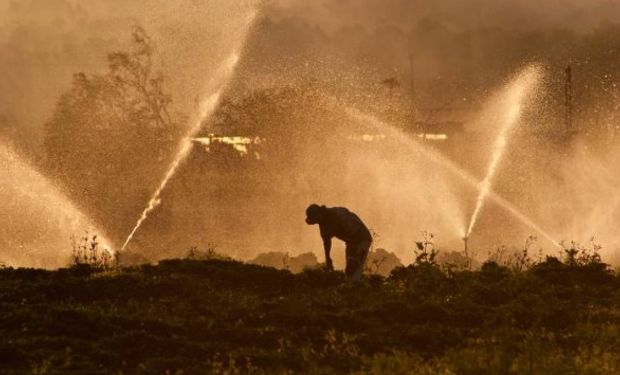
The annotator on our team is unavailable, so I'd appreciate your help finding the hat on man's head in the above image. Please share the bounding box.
[305,204,325,224]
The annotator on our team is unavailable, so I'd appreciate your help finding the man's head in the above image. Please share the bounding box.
[305,204,326,225]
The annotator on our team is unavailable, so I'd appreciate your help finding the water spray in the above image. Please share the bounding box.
[345,104,561,249]
[0,141,114,267]
[466,66,541,238]
[466,105,521,237]
[121,10,258,252]
[121,84,228,252]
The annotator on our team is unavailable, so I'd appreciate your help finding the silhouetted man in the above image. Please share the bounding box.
[305,204,372,281]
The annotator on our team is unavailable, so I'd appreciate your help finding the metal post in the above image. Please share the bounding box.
[565,65,573,135]
[463,236,469,268]
[409,52,416,129]
[410,53,416,109]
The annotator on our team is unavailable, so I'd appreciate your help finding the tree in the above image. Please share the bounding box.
[44,27,182,245]
[107,27,173,129]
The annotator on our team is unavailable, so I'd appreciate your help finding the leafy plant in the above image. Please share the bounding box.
[560,237,603,266]
[414,231,439,266]
[186,244,230,261]
[70,232,114,271]
[510,235,537,272]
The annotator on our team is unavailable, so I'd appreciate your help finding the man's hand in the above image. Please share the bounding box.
[325,257,334,271]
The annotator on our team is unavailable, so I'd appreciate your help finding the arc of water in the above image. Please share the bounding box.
[121,10,258,251]
[345,106,560,248]
[0,141,113,262]
[466,66,542,238]
[466,105,521,237]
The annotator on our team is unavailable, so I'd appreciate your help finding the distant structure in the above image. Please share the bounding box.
[250,252,319,273]
[405,51,471,144]
[411,65,577,149]
[414,107,469,141]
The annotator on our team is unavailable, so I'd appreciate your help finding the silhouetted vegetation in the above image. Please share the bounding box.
[2,247,620,374]
[70,233,115,272]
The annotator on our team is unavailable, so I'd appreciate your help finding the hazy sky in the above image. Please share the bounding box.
[0,0,256,144]
[266,0,620,33]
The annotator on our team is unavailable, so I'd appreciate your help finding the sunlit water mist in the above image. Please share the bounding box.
[531,142,620,259]
[344,110,466,238]
[0,141,112,268]
[466,66,542,238]
[344,104,560,249]
[121,11,258,251]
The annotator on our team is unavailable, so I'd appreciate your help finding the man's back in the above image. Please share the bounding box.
[319,207,372,243]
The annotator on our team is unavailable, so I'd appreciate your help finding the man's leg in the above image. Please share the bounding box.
[345,241,371,281]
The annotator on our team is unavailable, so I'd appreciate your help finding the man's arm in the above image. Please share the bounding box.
[322,236,333,270]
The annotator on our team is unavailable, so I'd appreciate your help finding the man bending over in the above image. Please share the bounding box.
[305,204,372,281]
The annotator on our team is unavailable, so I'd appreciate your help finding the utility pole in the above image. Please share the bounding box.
[409,53,416,109]
[409,52,416,128]
[565,65,574,136]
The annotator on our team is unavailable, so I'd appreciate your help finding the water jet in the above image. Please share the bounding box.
[121,9,258,251]
[466,65,542,238]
